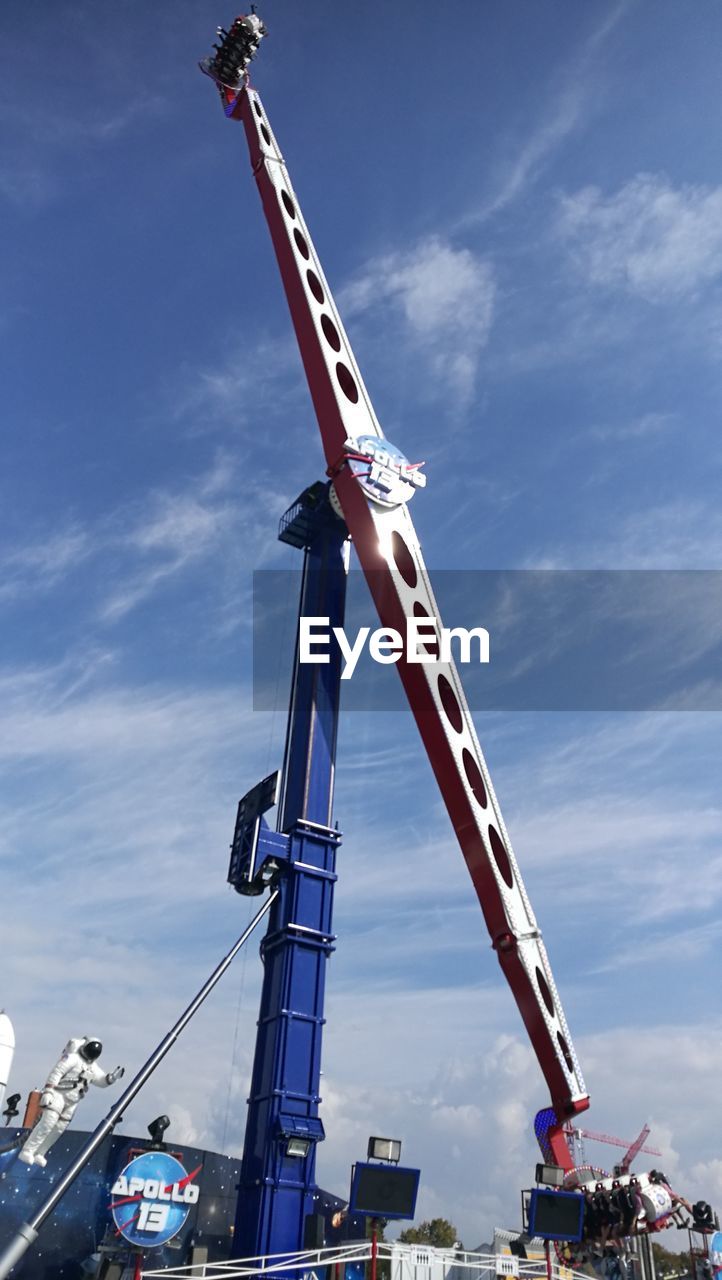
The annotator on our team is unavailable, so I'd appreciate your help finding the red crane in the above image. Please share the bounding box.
[564,1122,662,1173]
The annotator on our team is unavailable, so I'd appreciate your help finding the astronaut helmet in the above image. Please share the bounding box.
[79,1037,103,1062]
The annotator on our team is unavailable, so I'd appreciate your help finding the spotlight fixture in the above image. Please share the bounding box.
[367,1136,402,1164]
[147,1115,171,1149]
[535,1162,565,1188]
[693,1201,716,1231]
[2,1093,21,1124]
[286,1136,311,1159]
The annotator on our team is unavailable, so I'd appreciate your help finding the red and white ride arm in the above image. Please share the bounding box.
[224,82,590,1164]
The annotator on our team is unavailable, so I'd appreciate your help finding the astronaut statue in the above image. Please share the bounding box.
[18,1036,124,1168]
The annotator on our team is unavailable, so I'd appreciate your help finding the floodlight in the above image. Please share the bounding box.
[286,1136,311,1158]
[367,1136,402,1164]
[536,1163,565,1188]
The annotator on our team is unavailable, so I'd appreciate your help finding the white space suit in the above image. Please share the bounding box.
[18,1036,124,1168]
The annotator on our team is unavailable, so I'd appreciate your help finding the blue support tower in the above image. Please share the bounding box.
[228,481,348,1261]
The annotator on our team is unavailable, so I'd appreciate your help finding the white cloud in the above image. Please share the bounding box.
[534,498,722,569]
[477,78,588,223]
[128,496,224,558]
[99,455,244,620]
[589,411,676,443]
[171,334,304,433]
[558,174,722,300]
[0,527,90,601]
[692,1160,722,1209]
[101,490,237,622]
[341,237,495,404]
[576,1022,722,1201]
[0,654,279,1144]
[315,1022,542,1246]
[110,454,289,627]
[2,652,721,1247]
[0,87,168,212]
[0,452,286,625]
[469,1,631,222]
[316,1015,722,1247]
[510,793,722,922]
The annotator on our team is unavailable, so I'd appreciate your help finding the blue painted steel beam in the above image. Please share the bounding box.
[229,484,348,1260]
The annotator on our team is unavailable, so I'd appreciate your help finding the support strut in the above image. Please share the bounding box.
[0,890,278,1280]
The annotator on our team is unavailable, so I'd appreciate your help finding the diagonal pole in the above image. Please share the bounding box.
[0,890,278,1280]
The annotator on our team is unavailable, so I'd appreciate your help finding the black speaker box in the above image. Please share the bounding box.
[304,1211,326,1249]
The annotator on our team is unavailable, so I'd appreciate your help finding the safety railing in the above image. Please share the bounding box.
[141,1241,590,1280]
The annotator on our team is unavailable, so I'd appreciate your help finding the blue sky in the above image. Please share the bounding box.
[2,0,722,1249]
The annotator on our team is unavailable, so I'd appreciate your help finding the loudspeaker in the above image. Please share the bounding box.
[304,1212,326,1249]
[190,1246,209,1277]
[97,1263,124,1280]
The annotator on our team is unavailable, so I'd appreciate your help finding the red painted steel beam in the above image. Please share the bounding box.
[226,81,589,1155]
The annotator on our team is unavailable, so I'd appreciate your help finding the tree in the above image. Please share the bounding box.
[398,1219,461,1250]
[652,1243,692,1278]
[366,1218,388,1242]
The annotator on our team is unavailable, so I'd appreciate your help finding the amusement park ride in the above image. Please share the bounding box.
[196,8,716,1268]
[0,12,716,1278]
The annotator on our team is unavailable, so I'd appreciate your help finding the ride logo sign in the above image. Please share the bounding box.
[110,1151,201,1248]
